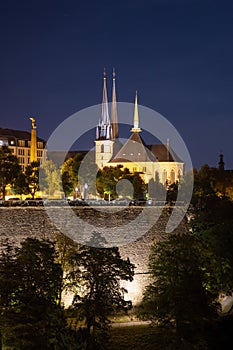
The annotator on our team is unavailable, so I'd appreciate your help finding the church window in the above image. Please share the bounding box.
[101,144,104,153]
[143,167,146,172]
[170,169,175,184]
[162,170,167,184]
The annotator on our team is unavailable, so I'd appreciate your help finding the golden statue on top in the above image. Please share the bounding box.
[29,117,37,129]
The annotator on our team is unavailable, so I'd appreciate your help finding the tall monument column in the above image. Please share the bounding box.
[29,117,37,163]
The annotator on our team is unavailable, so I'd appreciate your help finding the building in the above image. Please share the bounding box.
[95,72,184,185]
[0,119,46,171]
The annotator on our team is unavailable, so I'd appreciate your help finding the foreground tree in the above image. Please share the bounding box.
[12,171,29,198]
[67,243,135,349]
[0,238,84,350]
[0,145,21,199]
[139,234,224,349]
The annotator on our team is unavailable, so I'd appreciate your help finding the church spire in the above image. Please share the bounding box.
[101,69,110,125]
[131,91,141,132]
[96,70,112,140]
[111,68,119,139]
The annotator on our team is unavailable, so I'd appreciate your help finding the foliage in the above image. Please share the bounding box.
[40,159,62,197]
[12,171,29,198]
[24,161,40,198]
[0,238,83,350]
[61,152,98,197]
[148,172,166,201]
[67,243,135,349]
[192,164,233,205]
[0,145,22,199]
[62,170,74,196]
[139,234,221,349]
[96,165,146,200]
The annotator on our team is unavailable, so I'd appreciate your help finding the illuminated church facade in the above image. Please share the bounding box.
[95,72,184,185]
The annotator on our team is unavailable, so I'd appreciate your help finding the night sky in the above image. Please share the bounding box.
[1,0,233,169]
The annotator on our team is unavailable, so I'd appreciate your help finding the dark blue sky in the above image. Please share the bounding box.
[1,0,233,169]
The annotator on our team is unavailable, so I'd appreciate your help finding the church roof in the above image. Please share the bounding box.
[109,132,157,163]
[148,144,183,162]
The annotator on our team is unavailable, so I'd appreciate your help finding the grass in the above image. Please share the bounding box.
[109,325,163,350]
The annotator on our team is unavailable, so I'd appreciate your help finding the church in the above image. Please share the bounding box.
[95,72,184,185]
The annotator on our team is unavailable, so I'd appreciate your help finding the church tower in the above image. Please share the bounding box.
[111,69,119,139]
[95,71,114,168]
[131,91,142,133]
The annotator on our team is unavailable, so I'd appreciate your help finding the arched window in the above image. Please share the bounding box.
[101,144,104,153]
[162,169,167,184]
[170,169,175,184]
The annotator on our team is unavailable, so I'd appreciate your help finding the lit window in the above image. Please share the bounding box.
[162,170,167,183]
[18,140,25,147]
[170,169,175,184]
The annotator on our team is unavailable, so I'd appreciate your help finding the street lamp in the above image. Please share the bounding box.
[84,183,88,201]
[75,187,79,199]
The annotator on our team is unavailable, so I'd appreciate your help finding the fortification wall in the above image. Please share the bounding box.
[0,207,187,304]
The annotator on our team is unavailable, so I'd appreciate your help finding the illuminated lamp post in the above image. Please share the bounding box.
[84,183,88,201]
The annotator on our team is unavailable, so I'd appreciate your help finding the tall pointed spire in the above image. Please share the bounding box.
[131,91,141,132]
[111,68,119,139]
[101,69,110,125]
[96,69,112,140]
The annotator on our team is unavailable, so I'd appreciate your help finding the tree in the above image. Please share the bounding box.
[62,170,74,197]
[96,165,125,199]
[0,145,22,199]
[67,243,134,349]
[131,172,147,200]
[96,165,146,200]
[61,152,98,198]
[0,238,83,350]
[148,172,166,201]
[12,172,29,198]
[24,161,40,199]
[139,234,222,349]
[40,159,62,197]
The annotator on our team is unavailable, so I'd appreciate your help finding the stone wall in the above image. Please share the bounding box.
[0,206,187,305]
